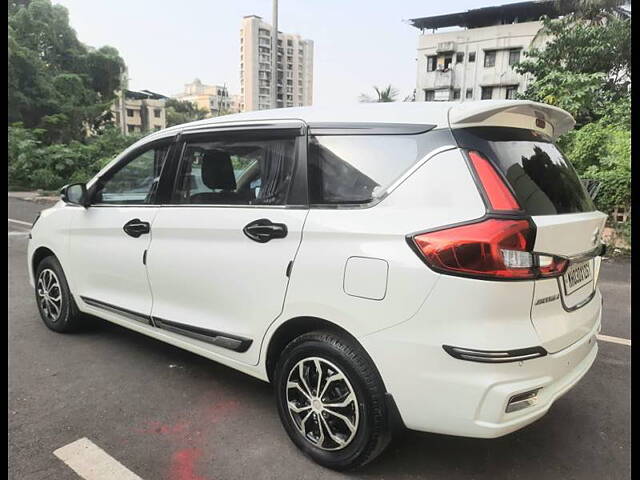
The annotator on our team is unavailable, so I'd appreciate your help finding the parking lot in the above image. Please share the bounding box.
[8,196,631,480]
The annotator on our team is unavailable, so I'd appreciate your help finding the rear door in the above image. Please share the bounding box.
[145,123,308,365]
[453,126,607,352]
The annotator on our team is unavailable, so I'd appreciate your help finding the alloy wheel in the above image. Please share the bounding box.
[286,356,360,451]
[37,268,63,322]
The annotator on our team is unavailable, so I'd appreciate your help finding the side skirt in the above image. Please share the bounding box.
[79,296,252,353]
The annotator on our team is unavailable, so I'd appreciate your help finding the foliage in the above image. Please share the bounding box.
[514,13,630,126]
[514,4,630,226]
[359,85,399,103]
[8,0,125,143]
[165,98,210,127]
[8,124,142,190]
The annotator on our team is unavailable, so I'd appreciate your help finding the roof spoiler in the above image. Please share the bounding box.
[448,100,575,139]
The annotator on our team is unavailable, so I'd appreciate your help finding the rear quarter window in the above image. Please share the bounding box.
[452,127,595,215]
[308,129,453,205]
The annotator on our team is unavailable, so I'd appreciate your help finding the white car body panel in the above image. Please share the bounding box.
[146,206,308,365]
[28,101,604,439]
[68,206,158,317]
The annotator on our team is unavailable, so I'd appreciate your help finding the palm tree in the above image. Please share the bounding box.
[359,85,400,103]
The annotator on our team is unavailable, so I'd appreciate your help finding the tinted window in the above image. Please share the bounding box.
[94,144,169,204]
[308,129,452,205]
[173,134,298,206]
[453,127,595,215]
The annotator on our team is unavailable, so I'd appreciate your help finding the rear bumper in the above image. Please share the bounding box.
[361,302,601,438]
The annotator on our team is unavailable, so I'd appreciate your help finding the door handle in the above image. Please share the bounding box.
[123,218,150,238]
[243,219,288,243]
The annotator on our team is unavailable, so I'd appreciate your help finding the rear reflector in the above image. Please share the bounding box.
[506,388,542,413]
[468,150,520,211]
[443,345,547,363]
[410,218,568,280]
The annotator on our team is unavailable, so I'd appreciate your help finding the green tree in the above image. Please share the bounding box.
[514,11,630,126]
[359,85,400,103]
[513,2,630,224]
[8,0,125,142]
[165,99,210,127]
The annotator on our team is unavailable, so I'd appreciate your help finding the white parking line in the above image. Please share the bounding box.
[8,218,32,226]
[8,231,29,236]
[597,334,631,346]
[53,437,143,480]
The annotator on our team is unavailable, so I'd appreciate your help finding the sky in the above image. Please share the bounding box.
[52,0,526,106]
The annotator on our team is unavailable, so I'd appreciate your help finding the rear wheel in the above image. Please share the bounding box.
[274,330,391,470]
[35,256,81,332]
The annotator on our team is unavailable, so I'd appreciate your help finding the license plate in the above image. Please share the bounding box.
[562,260,593,295]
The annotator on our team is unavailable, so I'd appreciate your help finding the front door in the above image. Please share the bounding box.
[146,126,308,364]
[67,138,174,321]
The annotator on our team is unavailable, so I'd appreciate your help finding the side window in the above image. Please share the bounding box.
[308,132,446,205]
[173,133,298,206]
[94,143,170,205]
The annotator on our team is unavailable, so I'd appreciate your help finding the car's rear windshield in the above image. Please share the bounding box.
[452,127,595,215]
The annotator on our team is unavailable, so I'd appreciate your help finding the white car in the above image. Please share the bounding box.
[28,100,606,469]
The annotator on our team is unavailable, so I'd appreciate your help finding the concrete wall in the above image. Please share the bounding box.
[416,21,542,102]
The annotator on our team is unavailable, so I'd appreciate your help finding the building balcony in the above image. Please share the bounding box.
[436,41,456,53]
[434,69,454,88]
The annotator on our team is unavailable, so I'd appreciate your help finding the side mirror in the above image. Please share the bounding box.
[61,183,89,207]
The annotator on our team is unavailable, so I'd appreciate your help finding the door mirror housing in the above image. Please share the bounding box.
[61,183,89,207]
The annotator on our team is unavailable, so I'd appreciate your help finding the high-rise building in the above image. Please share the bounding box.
[409,1,565,103]
[174,79,230,116]
[240,15,313,111]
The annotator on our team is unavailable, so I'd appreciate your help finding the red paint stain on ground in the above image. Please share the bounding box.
[169,448,207,480]
[134,397,241,480]
[204,399,240,423]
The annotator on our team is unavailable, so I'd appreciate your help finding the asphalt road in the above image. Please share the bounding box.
[8,197,631,480]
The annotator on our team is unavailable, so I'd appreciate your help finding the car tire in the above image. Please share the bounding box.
[34,256,81,333]
[274,330,392,470]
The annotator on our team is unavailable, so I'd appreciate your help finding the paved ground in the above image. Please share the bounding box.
[8,197,631,480]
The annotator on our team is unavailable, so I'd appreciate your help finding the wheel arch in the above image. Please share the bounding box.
[264,316,379,385]
[31,246,58,278]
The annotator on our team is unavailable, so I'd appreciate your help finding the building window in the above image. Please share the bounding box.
[484,50,496,67]
[154,109,161,118]
[466,88,473,99]
[509,49,521,65]
[452,89,461,100]
[456,52,464,63]
[127,109,134,117]
[468,52,476,63]
[505,86,518,99]
[426,55,437,72]
[481,86,493,100]
[424,89,435,101]
[443,55,453,70]
[127,125,135,133]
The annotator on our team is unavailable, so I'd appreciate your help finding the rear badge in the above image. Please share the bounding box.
[535,294,560,306]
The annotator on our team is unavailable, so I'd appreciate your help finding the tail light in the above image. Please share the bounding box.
[467,150,520,211]
[410,218,568,280]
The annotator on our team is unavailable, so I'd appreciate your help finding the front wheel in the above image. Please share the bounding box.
[34,256,81,333]
[274,331,392,470]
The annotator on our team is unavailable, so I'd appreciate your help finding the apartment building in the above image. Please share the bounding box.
[409,1,564,103]
[240,15,313,111]
[174,79,230,116]
[111,89,167,135]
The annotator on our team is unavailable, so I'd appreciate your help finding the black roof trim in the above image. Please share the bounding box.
[408,1,564,30]
[308,122,436,136]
